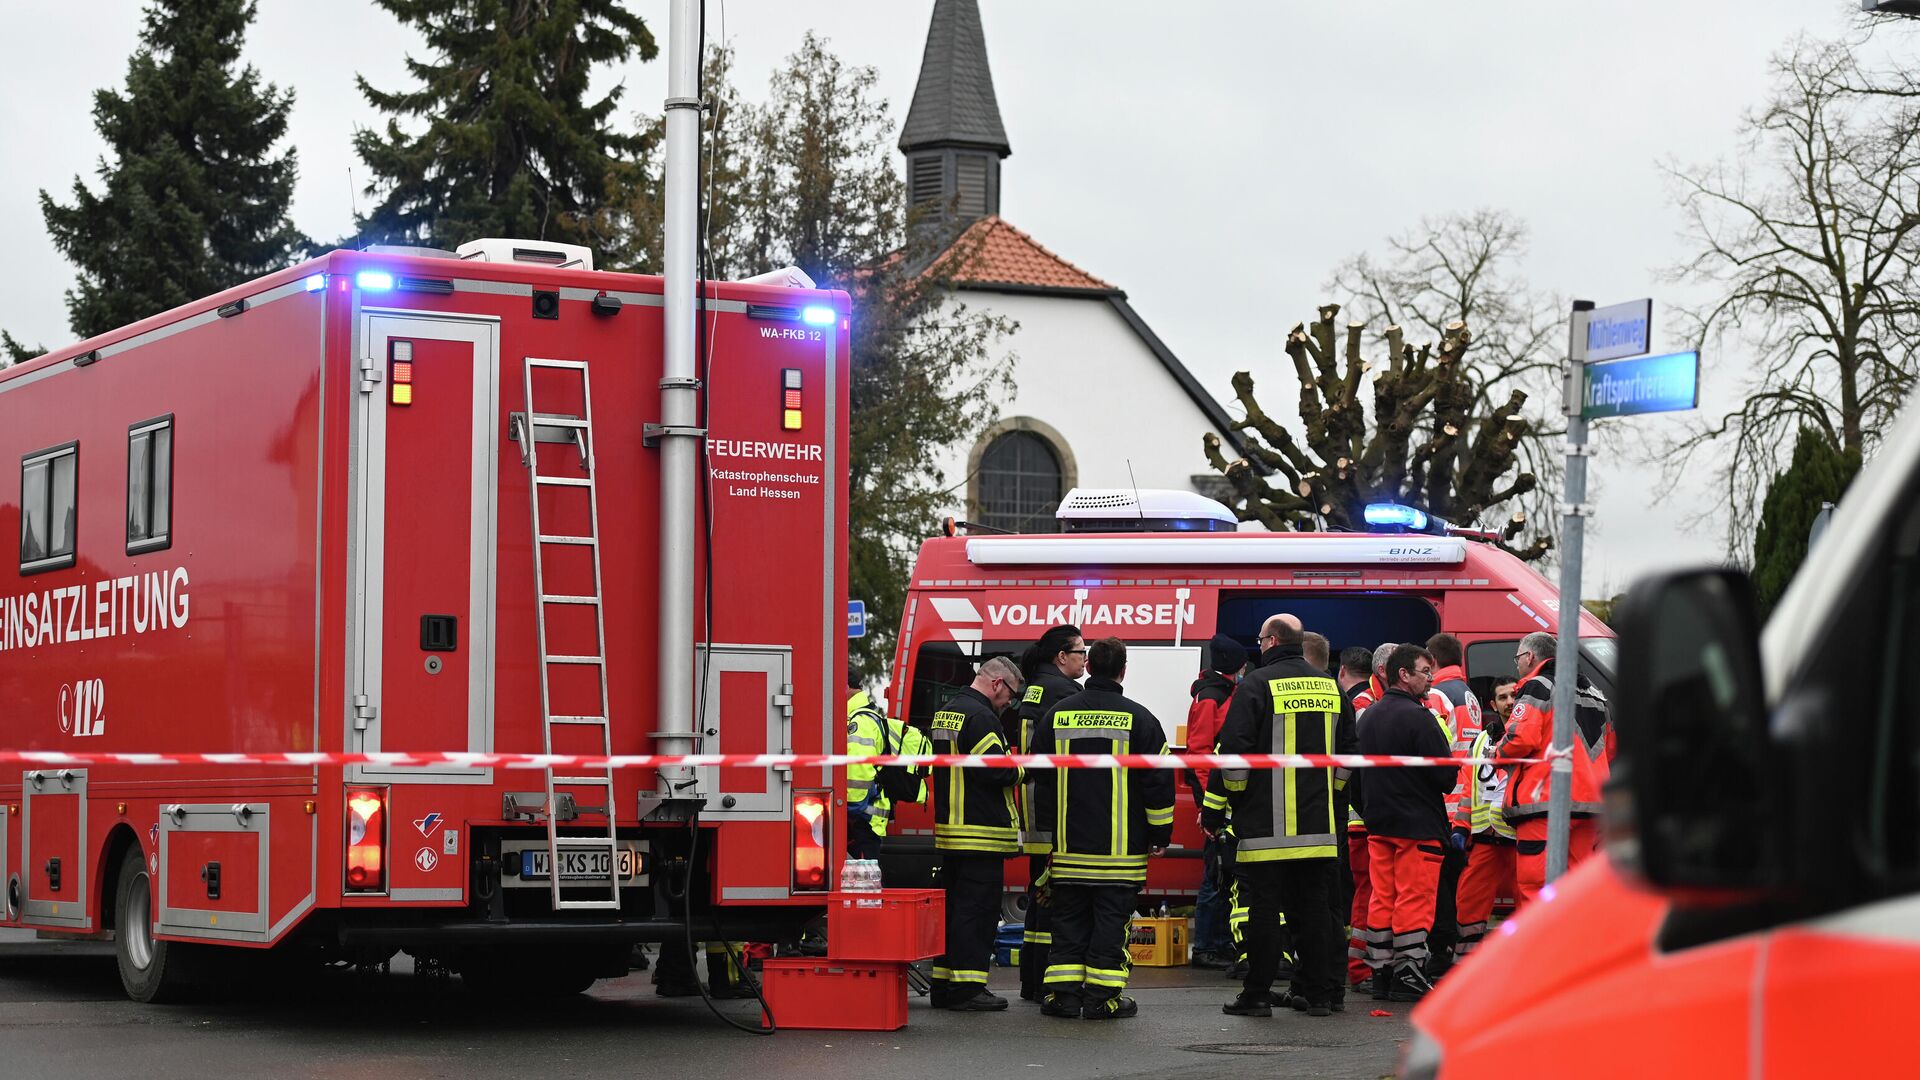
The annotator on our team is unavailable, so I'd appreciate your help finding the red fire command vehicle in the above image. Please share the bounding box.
[1403,401,1920,1078]
[0,240,849,1001]
[884,489,1614,910]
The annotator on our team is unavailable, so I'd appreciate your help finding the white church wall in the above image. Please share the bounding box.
[928,290,1229,522]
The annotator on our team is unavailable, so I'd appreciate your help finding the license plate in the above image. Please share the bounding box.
[520,847,639,881]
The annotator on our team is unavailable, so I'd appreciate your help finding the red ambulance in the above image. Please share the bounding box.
[883,489,1614,910]
[0,240,849,1000]
[1403,404,1920,1077]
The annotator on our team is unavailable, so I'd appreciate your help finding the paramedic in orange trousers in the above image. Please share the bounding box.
[1422,632,1484,980]
[1342,643,1394,988]
[1336,646,1375,988]
[1359,644,1455,1002]
[1500,631,1613,905]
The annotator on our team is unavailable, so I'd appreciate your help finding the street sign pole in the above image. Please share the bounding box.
[1547,300,1594,883]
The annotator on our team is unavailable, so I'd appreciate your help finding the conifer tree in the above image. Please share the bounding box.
[352,0,656,249]
[1,332,44,366]
[1752,426,1862,619]
[39,0,304,340]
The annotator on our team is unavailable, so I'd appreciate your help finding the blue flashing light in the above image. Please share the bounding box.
[356,270,394,291]
[801,305,836,326]
[1363,502,1429,531]
[303,273,326,292]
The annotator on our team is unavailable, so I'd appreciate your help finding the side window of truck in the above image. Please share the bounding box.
[907,641,1022,731]
[1465,640,1520,684]
[126,415,173,554]
[20,442,78,574]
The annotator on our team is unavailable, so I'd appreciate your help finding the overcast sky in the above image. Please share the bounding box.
[0,1,1903,594]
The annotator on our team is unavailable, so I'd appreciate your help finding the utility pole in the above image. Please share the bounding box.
[656,0,702,800]
[1547,299,1594,882]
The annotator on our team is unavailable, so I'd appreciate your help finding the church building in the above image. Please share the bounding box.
[900,0,1244,532]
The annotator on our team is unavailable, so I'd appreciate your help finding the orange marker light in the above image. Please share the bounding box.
[391,384,414,406]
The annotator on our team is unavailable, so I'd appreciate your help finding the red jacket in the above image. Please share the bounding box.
[1498,657,1611,820]
[1186,670,1237,795]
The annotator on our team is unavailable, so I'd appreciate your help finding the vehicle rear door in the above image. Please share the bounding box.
[349,310,499,784]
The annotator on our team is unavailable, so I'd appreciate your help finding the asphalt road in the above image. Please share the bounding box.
[0,930,1411,1080]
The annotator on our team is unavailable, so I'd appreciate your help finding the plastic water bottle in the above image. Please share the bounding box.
[845,858,881,891]
[1158,900,1169,918]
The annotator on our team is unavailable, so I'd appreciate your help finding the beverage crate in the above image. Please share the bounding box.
[994,923,1023,967]
[760,959,909,1031]
[826,888,944,962]
[1127,916,1190,967]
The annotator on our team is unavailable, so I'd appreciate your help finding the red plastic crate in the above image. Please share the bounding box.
[825,888,944,962]
[760,959,909,1031]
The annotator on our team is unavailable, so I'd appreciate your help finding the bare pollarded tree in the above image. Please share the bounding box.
[1328,210,1567,543]
[1663,37,1920,551]
[1203,304,1548,561]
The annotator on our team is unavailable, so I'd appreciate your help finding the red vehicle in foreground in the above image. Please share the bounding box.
[1403,400,1920,1078]
[884,489,1613,912]
[0,240,849,1000]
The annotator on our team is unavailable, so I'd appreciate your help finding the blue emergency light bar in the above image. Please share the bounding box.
[303,274,326,292]
[356,271,394,291]
[802,305,836,326]
[1363,502,1429,531]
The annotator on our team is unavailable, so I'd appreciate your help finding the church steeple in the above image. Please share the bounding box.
[899,0,1010,221]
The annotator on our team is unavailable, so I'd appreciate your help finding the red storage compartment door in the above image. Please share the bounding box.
[20,768,87,928]
[695,644,792,820]
[157,802,270,941]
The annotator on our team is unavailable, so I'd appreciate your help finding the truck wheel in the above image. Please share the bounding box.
[113,845,204,1003]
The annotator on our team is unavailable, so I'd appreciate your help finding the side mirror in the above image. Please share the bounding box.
[1606,568,1782,895]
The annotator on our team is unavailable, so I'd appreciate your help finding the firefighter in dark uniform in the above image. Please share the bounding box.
[1032,637,1175,1020]
[1015,624,1085,1003]
[1203,613,1355,1017]
[928,654,1025,1011]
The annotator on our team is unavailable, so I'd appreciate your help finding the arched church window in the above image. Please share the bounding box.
[977,430,1063,533]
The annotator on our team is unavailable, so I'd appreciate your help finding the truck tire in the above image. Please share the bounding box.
[114,845,205,1002]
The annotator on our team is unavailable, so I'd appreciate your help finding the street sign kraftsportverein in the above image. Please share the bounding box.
[1581,350,1700,419]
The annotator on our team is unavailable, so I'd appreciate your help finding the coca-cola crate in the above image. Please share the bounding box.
[760,959,909,1031]
[825,888,944,962]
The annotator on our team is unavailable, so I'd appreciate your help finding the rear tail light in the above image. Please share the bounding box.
[345,788,387,892]
[792,791,829,892]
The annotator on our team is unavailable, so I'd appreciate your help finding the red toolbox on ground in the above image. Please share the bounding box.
[760,959,910,1031]
[825,889,944,962]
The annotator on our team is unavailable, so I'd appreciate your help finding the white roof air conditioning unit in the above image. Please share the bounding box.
[1055,488,1238,532]
[738,266,817,289]
[454,238,594,272]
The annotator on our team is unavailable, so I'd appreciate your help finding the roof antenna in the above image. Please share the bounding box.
[1126,459,1145,521]
[347,167,360,248]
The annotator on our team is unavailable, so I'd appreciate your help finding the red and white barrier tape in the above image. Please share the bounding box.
[0,750,1537,770]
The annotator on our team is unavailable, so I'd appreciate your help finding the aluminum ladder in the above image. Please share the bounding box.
[520,357,620,912]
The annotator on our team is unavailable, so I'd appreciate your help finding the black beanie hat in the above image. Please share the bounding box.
[1209,634,1247,675]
